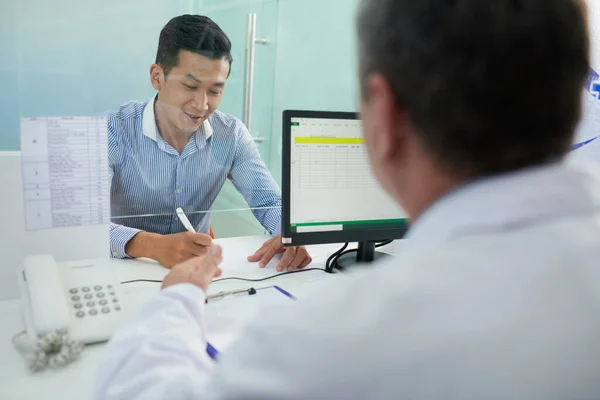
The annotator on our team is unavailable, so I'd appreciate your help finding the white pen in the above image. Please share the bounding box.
[176,207,196,233]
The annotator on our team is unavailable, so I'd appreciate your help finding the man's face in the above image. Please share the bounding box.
[151,50,230,135]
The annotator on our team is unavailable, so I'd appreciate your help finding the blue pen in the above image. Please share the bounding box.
[206,342,220,361]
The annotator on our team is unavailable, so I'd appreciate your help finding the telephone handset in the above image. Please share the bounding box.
[15,255,127,371]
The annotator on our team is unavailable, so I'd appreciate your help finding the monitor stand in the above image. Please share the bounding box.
[335,241,392,270]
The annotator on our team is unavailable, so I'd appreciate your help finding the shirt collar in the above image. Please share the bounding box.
[142,93,214,146]
[406,159,600,243]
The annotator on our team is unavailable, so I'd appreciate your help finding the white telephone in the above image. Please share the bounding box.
[15,255,127,371]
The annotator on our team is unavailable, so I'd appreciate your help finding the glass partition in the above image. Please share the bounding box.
[266,0,362,183]
[0,0,410,310]
[192,0,280,237]
[1,0,378,264]
[2,0,285,244]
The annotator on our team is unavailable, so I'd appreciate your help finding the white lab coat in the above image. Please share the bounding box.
[95,160,600,399]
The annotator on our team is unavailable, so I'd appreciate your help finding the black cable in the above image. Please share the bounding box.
[120,241,395,285]
[376,240,393,248]
[328,240,394,272]
[325,242,348,273]
[120,278,162,284]
[120,267,328,285]
[212,267,327,283]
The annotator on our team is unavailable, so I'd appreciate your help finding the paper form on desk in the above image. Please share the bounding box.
[205,286,296,355]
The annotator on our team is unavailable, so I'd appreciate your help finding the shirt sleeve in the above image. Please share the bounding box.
[93,284,216,400]
[93,274,368,400]
[93,284,336,400]
[228,121,282,236]
[106,112,143,259]
[109,223,142,258]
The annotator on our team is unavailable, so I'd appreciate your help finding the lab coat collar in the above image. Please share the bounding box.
[406,159,600,243]
[142,93,214,146]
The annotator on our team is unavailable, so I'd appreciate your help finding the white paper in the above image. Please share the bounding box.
[205,286,296,354]
[20,116,110,230]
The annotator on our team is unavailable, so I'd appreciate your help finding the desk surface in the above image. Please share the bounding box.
[0,235,354,400]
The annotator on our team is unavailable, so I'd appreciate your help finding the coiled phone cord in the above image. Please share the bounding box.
[12,329,84,372]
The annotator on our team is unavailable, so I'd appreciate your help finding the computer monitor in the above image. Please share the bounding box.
[281,110,409,269]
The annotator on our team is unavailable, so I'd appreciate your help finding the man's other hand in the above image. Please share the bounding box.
[247,235,312,272]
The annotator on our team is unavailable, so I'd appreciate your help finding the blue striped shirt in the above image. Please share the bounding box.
[107,95,281,258]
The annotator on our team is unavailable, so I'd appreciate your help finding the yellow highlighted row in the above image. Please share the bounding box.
[294,137,365,145]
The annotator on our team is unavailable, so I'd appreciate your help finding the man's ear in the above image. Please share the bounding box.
[365,73,402,160]
[150,64,163,91]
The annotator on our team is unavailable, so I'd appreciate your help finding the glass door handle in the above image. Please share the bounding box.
[243,13,270,134]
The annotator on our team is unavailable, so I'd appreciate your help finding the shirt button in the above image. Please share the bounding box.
[176,188,182,193]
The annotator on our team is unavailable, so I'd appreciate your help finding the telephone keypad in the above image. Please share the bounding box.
[68,285,121,317]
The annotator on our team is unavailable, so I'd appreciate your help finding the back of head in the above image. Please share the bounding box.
[357,0,590,177]
[156,14,233,76]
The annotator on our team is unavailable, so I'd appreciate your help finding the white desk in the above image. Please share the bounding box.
[0,235,353,400]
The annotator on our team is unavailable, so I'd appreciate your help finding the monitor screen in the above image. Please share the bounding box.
[282,110,409,247]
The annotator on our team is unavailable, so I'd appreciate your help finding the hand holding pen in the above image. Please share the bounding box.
[135,208,214,269]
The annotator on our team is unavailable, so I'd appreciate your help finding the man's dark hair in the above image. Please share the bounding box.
[156,14,233,77]
[357,0,590,177]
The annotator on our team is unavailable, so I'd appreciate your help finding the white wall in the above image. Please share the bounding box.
[0,152,109,300]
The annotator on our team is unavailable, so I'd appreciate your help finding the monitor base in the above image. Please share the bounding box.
[334,241,393,271]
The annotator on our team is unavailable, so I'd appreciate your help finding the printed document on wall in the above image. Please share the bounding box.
[20,116,110,230]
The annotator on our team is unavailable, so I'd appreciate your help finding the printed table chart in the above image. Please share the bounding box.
[20,117,110,230]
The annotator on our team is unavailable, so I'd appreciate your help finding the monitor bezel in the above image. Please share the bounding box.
[281,109,409,247]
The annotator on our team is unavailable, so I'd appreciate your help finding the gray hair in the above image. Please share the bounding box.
[357,0,590,177]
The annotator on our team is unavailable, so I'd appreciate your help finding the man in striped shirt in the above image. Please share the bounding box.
[107,15,311,271]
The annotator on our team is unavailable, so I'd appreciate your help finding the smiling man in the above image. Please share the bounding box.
[107,15,311,270]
